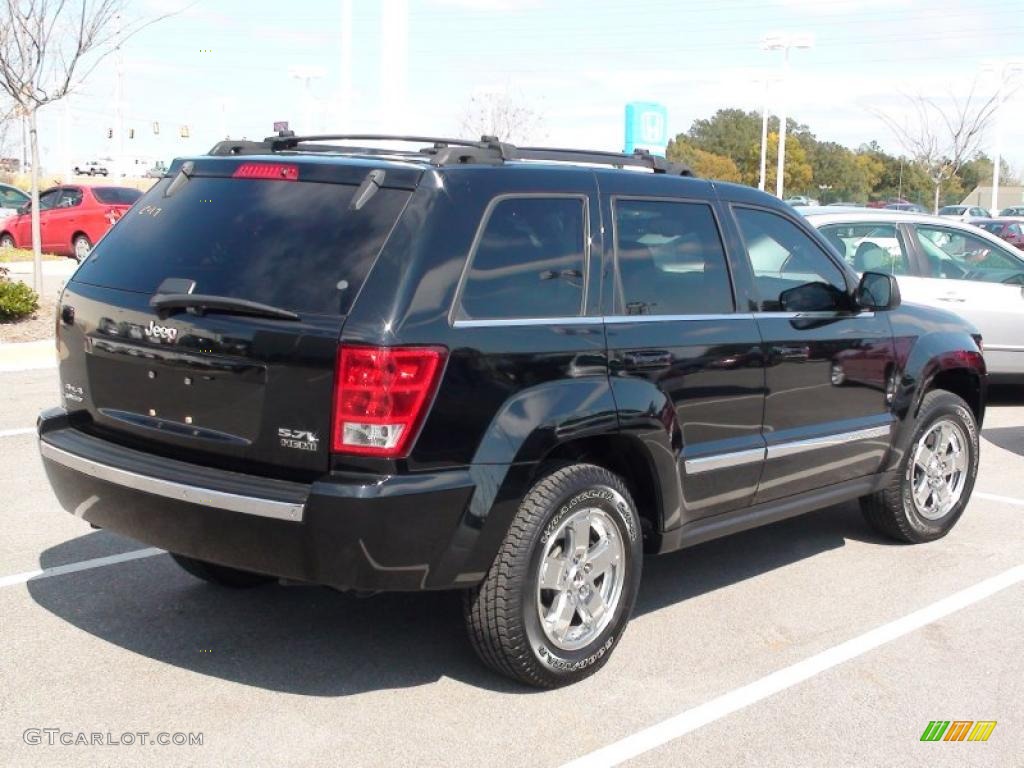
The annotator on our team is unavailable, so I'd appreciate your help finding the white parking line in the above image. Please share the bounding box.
[0,427,35,438]
[0,548,163,589]
[975,491,1024,508]
[561,564,1024,768]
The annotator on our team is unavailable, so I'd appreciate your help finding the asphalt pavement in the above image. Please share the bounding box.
[1,369,1022,767]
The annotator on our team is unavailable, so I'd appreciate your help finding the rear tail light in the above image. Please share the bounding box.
[232,162,299,181]
[331,346,447,457]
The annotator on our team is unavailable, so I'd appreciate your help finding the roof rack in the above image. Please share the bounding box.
[207,132,694,176]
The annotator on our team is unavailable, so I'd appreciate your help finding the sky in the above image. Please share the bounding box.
[20,0,1024,182]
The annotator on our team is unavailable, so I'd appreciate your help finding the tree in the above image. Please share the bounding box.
[666,137,741,182]
[874,81,1000,213]
[458,90,544,144]
[0,1,176,291]
[758,132,812,195]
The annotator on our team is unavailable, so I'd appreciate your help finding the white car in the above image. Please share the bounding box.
[0,182,29,222]
[807,210,1024,379]
[938,205,990,222]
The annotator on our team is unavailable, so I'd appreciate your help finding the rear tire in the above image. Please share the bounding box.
[463,463,643,688]
[170,553,275,588]
[860,390,979,543]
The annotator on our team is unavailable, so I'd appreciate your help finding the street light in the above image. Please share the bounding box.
[290,66,326,133]
[981,60,1024,214]
[762,33,813,199]
[754,74,781,192]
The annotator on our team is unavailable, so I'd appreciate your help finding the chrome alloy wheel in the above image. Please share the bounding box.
[910,419,969,520]
[536,506,625,652]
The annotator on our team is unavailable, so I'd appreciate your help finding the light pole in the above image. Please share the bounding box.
[755,75,779,192]
[762,33,813,199]
[290,66,326,133]
[982,60,1023,214]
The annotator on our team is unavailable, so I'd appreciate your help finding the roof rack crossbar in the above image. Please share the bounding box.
[206,133,694,176]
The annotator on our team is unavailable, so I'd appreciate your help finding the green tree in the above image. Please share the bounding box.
[666,138,742,182]
[760,132,813,195]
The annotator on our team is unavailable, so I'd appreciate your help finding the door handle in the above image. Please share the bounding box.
[623,351,672,371]
[937,295,966,303]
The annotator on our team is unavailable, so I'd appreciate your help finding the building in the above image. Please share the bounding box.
[960,185,1024,211]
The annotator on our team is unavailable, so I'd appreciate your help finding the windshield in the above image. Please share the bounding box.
[72,175,411,315]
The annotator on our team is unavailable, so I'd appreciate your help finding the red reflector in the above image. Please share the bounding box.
[232,162,299,181]
[332,346,447,457]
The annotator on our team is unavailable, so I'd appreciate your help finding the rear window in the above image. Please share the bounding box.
[92,187,143,205]
[73,176,410,315]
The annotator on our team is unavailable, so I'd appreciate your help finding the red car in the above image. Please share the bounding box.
[975,218,1024,250]
[0,185,142,261]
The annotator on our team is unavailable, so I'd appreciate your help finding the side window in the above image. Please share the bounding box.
[58,188,83,208]
[817,223,910,275]
[457,196,586,321]
[0,187,28,209]
[613,199,733,315]
[734,207,849,312]
[37,190,60,212]
[915,225,1024,284]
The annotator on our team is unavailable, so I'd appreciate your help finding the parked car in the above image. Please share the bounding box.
[73,160,110,177]
[938,205,989,221]
[999,206,1024,218]
[784,195,818,207]
[885,202,927,213]
[39,134,986,689]
[809,210,1024,379]
[0,182,29,222]
[973,219,1024,249]
[144,161,168,179]
[0,185,142,260]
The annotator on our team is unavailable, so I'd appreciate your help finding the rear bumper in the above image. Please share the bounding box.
[38,408,480,591]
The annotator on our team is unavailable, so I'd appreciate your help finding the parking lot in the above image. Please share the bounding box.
[1,366,1021,767]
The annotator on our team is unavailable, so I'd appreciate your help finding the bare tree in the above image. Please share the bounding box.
[458,90,544,144]
[874,80,1000,213]
[0,1,178,291]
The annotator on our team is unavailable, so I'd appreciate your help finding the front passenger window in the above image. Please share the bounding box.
[734,207,849,312]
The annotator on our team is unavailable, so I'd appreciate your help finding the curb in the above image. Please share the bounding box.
[0,340,57,373]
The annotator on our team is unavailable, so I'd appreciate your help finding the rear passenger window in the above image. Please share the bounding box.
[613,199,733,315]
[817,223,910,275]
[457,196,586,321]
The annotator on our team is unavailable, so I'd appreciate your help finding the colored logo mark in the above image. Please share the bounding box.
[920,720,997,742]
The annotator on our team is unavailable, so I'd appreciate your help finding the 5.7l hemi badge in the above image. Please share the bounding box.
[278,428,319,452]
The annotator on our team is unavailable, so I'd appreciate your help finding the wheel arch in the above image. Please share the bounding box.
[537,433,665,552]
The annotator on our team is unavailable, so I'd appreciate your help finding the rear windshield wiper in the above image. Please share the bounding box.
[150,293,301,321]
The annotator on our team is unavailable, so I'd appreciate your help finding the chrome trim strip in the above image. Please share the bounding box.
[39,441,306,522]
[756,311,875,319]
[452,316,605,328]
[765,425,891,460]
[683,424,892,474]
[604,313,756,324]
[685,446,766,475]
[984,344,1024,352]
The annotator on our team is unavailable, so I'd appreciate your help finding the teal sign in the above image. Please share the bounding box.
[624,102,668,155]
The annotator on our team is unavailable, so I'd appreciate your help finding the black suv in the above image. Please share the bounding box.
[39,134,986,688]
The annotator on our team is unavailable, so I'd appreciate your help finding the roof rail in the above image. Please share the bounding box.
[206,132,694,176]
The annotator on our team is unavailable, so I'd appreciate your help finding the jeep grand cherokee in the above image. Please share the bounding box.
[39,134,986,688]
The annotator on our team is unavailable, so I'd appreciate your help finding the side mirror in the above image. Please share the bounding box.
[856,271,901,311]
[779,281,844,312]
[17,203,29,215]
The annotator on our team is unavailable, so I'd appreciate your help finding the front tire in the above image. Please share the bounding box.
[860,390,979,543]
[72,234,92,262]
[0,233,14,250]
[170,553,275,588]
[463,463,643,688]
